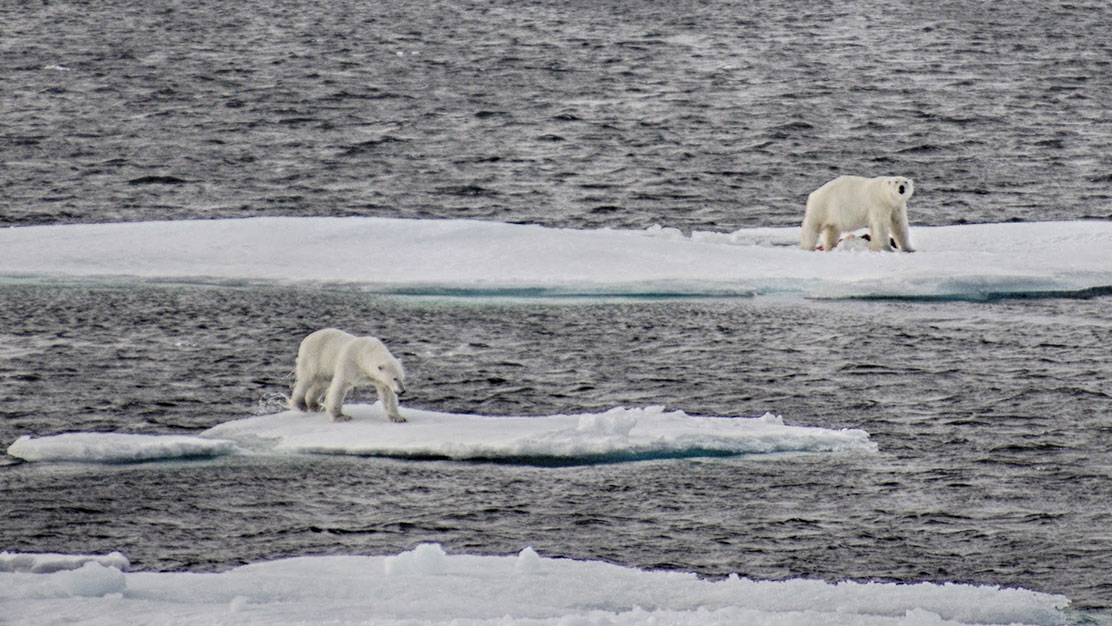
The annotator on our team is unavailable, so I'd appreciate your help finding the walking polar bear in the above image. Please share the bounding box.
[800,175,915,252]
[291,328,407,423]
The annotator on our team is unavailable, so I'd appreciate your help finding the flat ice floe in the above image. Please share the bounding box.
[202,405,875,462]
[0,217,1109,299]
[0,544,1074,626]
[6,405,875,465]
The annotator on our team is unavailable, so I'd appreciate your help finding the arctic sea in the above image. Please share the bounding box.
[2,0,1111,624]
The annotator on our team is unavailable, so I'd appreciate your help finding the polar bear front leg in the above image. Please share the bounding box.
[323,378,353,422]
[868,219,893,251]
[821,225,841,251]
[375,383,407,423]
[890,206,915,252]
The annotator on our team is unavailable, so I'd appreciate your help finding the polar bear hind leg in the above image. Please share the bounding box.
[800,220,820,250]
[304,378,328,412]
[799,192,825,250]
[291,375,320,411]
[291,379,310,411]
[291,328,353,412]
[800,218,840,251]
[821,225,841,251]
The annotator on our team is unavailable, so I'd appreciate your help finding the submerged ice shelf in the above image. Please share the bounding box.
[6,405,875,465]
[0,217,1109,300]
[0,544,1073,626]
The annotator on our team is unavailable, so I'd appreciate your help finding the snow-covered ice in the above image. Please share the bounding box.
[0,217,1109,299]
[6,405,874,464]
[0,544,1073,626]
[202,405,875,461]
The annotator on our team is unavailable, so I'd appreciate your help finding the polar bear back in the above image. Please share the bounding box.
[296,328,357,379]
[805,175,903,231]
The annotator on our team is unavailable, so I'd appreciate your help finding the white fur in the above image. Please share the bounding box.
[800,175,915,252]
[290,328,407,422]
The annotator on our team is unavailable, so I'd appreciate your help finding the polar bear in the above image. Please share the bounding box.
[800,175,915,252]
[290,328,407,422]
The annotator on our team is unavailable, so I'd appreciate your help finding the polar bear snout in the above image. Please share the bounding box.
[894,177,914,199]
[377,365,406,395]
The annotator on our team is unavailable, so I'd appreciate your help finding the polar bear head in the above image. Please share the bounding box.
[374,353,407,395]
[350,337,407,395]
[883,176,914,205]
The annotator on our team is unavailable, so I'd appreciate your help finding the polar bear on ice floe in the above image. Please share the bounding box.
[290,328,407,423]
[800,175,915,252]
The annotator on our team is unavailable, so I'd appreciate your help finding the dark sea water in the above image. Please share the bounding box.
[2,0,1111,230]
[2,0,1112,620]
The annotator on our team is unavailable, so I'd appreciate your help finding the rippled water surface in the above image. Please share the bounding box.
[2,0,1111,229]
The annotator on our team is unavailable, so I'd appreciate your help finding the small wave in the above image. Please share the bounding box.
[434,184,500,197]
[339,136,407,156]
[126,175,190,186]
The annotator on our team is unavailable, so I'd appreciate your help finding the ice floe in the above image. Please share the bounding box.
[202,404,876,463]
[6,405,874,465]
[0,217,1109,299]
[0,544,1073,626]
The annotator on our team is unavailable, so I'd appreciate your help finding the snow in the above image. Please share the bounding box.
[6,405,875,465]
[0,217,1109,299]
[0,544,1072,626]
